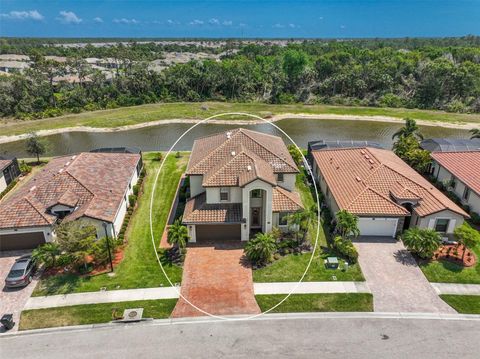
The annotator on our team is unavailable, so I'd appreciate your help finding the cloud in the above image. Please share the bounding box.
[189,19,204,25]
[273,23,285,28]
[222,20,233,26]
[288,23,296,28]
[340,25,346,29]
[319,16,324,20]
[113,18,139,24]
[0,10,43,21]
[208,18,220,25]
[57,11,82,24]
[93,17,103,23]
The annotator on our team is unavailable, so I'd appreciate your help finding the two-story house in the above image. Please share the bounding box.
[182,128,304,242]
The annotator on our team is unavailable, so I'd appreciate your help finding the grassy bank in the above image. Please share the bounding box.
[19,299,177,330]
[440,295,480,314]
[255,293,373,313]
[33,153,187,296]
[2,102,479,137]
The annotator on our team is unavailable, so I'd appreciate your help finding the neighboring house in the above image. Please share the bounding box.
[311,147,468,238]
[430,151,480,214]
[0,157,21,193]
[0,152,142,251]
[307,140,383,162]
[183,128,303,242]
[420,138,480,152]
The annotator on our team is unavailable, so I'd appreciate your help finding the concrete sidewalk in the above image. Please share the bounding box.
[431,283,480,296]
[254,281,370,295]
[24,287,180,310]
[24,281,370,310]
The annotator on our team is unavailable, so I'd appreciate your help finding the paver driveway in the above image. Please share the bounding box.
[354,237,455,313]
[171,241,260,318]
[0,250,40,333]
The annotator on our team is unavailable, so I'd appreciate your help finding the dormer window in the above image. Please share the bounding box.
[220,187,230,201]
[277,173,284,182]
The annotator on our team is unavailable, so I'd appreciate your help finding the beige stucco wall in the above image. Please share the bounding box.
[190,175,204,198]
[206,187,242,204]
[432,161,480,213]
[242,179,273,241]
[278,173,296,191]
[417,209,465,234]
[0,174,7,193]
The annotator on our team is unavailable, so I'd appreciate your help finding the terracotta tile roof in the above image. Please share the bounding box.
[0,159,13,172]
[272,187,304,212]
[312,147,468,218]
[187,129,298,181]
[183,193,242,224]
[431,151,480,195]
[0,152,140,229]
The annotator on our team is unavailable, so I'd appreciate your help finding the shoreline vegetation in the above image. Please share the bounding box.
[1,102,479,144]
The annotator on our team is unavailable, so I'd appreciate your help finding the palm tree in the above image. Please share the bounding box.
[392,118,424,140]
[402,227,441,259]
[470,128,480,139]
[167,219,189,249]
[335,210,360,239]
[32,242,61,269]
[244,232,277,265]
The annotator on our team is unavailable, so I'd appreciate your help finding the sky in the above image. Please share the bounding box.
[0,0,479,38]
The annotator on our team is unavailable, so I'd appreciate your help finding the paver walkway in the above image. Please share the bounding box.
[431,283,480,295]
[171,241,261,318]
[354,237,456,313]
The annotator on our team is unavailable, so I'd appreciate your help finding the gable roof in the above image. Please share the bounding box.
[187,128,298,181]
[312,147,468,218]
[0,152,140,229]
[431,151,480,195]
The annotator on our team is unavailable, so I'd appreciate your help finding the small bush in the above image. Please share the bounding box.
[128,194,137,207]
[132,184,140,196]
[470,212,480,225]
[333,236,359,264]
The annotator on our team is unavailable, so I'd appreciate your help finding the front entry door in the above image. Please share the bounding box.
[251,207,261,228]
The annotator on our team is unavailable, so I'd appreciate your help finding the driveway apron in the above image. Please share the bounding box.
[354,237,456,313]
[171,241,260,318]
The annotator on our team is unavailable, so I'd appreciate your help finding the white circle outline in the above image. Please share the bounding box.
[149,112,321,321]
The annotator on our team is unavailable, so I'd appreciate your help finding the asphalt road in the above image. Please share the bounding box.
[2,313,480,358]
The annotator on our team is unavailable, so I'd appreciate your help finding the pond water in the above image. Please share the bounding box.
[0,118,472,157]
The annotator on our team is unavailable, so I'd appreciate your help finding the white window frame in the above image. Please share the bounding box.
[434,218,450,233]
[463,187,470,201]
[279,212,289,226]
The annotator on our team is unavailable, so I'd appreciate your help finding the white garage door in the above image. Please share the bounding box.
[358,217,398,237]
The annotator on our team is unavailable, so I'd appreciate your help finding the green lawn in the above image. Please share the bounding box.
[255,293,373,313]
[33,153,187,296]
[19,299,177,330]
[2,101,479,137]
[440,295,480,314]
[253,173,364,282]
[419,224,480,284]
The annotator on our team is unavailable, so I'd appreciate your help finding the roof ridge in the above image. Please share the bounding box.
[24,197,52,224]
[63,170,95,197]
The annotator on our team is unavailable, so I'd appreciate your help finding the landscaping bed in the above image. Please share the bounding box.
[32,153,187,296]
[255,293,373,313]
[19,299,177,330]
[434,244,477,267]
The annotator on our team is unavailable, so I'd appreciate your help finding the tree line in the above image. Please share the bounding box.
[1,37,480,118]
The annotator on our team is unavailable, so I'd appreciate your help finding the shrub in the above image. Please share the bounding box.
[128,194,137,207]
[132,184,140,196]
[244,232,277,266]
[470,212,480,225]
[402,227,442,259]
[0,179,18,200]
[333,236,358,264]
[19,160,32,174]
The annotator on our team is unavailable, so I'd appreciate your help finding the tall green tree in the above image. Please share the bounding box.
[25,132,47,164]
[392,118,424,140]
[55,220,97,268]
[335,210,360,239]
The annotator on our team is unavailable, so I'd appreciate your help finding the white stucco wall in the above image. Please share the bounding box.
[190,175,204,197]
[417,209,465,234]
[0,174,7,193]
[241,179,273,241]
[432,161,480,213]
[206,187,242,204]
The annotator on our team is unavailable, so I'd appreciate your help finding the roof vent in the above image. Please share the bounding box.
[65,161,70,166]
[71,155,76,160]
[365,155,370,159]
[368,159,374,164]
[231,151,236,156]
[360,150,366,155]
[226,131,232,139]
[29,186,36,192]
[58,168,64,173]
[247,165,252,171]
[356,176,361,182]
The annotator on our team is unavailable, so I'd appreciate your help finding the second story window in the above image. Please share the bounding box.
[251,189,262,198]
[277,173,284,182]
[220,187,229,201]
